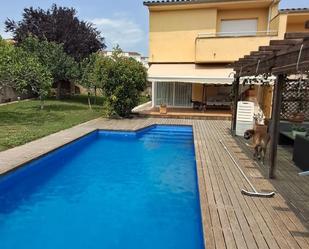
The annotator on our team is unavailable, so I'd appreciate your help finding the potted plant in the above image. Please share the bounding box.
[159,103,167,114]
[292,125,307,138]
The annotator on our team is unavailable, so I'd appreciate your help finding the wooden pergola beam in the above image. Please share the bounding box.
[270,39,303,46]
[285,32,309,40]
[259,45,290,51]
[231,31,309,179]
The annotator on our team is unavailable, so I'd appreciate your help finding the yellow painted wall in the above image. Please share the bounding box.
[196,36,273,63]
[147,1,309,64]
[149,8,217,62]
[286,14,309,32]
[286,23,307,32]
[149,6,273,63]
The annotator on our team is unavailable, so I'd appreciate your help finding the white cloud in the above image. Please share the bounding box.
[91,16,145,51]
[0,26,11,39]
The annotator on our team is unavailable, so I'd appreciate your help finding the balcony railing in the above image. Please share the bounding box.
[195,30,278,63]
[197,30,278,38]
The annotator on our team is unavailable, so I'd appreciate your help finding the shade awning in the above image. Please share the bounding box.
[148,64,234,85]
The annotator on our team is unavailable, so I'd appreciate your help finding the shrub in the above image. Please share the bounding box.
[102,52,147,117]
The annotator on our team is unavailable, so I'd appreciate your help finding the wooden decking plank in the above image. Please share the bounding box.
[206,121,278,249]
[193,122,227,249]
[203,123,254,249]
[233,136,309,243]
[201,135,240,249]
[213,136,290,247]
[225,138,306,249]
[202,121,261,249]
[226,139,297,249]
[218,137,287,249]
[194,128,215,249]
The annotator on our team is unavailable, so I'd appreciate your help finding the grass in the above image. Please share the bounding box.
[0,95,105,151]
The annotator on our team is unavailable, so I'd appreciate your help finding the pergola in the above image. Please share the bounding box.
[231,21,309,179]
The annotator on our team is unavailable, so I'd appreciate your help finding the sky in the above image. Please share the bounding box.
[0,0,308,56]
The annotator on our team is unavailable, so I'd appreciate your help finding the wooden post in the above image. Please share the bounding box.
[269,74,284,179]
[231,77,240,135]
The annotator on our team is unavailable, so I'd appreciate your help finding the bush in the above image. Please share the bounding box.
[79,48,147,117]
[102,54,147,117]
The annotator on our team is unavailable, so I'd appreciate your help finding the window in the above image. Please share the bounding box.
[220,19,258,36]
[155,82,192,107]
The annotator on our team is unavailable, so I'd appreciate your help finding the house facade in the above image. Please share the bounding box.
[143,0,309,110]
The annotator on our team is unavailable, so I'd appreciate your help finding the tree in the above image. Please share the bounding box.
[20,36,79,99]
[0,39,17,92]
[0,40,53,109]
[5,4,105,61]
[79,52,111,109]
[101,49,147,117]
[79,53,98,109]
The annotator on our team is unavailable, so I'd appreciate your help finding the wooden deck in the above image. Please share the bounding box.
[0,118,308,249]
[136,107,232,120]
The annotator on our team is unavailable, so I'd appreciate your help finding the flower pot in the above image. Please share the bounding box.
[292,130,307,138]
[159,104,167,114]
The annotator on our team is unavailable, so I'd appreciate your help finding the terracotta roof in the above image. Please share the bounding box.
[143,0,259,6]
[280,8,309,14]
[144,0,194,6]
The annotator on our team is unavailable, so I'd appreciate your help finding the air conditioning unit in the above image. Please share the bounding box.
[236,101,254,136]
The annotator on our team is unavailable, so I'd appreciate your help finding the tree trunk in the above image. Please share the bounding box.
[40,95,44,110]
[87,92,92,110]
[56,81,62,100]
[94,86,97,105]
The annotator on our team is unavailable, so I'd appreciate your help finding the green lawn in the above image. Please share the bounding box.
[0,95,105,151]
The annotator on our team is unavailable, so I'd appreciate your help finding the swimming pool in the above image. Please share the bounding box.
[0,125,204,249]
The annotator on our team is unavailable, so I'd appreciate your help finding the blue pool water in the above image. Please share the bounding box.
[0,125,204,249]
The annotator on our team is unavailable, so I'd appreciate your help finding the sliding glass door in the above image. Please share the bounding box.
[155,82,192,107]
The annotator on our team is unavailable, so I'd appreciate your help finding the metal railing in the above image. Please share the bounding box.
[197,30,278,38]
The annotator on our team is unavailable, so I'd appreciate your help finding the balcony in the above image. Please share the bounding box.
[195,31,278,63]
